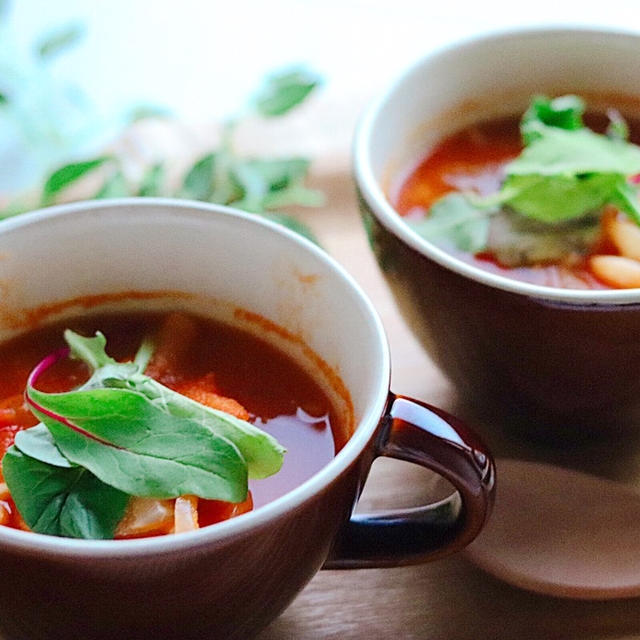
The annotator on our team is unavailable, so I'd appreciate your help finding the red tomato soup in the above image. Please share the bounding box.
[393,112,640,289]
[0,310,349,538]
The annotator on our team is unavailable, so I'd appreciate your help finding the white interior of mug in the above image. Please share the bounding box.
[354,26,640,304]
[0,198,390,555]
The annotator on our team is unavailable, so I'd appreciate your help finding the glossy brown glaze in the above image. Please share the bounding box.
[360,192,640,439]
[327,393,494,567]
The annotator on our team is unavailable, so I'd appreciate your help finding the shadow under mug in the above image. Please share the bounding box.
[0,199,495,639]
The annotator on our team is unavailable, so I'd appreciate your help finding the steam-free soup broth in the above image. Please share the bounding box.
[0,310,347,538]
[394,101,640,289]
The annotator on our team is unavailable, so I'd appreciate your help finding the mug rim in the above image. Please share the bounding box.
[0,197,391,557]
[353,24,640,305]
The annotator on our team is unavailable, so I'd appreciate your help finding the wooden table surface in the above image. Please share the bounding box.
[254,169,640,640]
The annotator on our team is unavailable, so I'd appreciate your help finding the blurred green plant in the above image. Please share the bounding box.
[0,6,324,243]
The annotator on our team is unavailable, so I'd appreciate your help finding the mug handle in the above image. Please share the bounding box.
[324,392,496,568]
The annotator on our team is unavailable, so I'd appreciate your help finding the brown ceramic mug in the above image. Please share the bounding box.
[354,27,640,438]
[0,199,495,640]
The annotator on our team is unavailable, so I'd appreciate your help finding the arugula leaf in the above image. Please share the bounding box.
[499,125,640,223]
[612,180,640,225]
[501,173,622,223]
[421,95,640,254]
[126,378,285,480]
[41,157,111,205]
[14,423,73,468]
[410,193,496,253]
[253,68,321,117]
[521,95,584,144]
[27,386,250,502]
[66,330,114,369]
[2,446,128,539]
[506,126,640,177]
[64,330,285,480]
[35,23,85,60]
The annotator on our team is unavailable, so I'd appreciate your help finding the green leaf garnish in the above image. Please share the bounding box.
[499,172,622,223]
[253,67,321,117]
[409,193,497,253]
[62,330,285,480]
[4,329,285,538]
[413,95,640,255]
[28,386,250,502]
[521,94,585,144]
[2,447,128,539]
[506,125,640,177]
[14,423,73,468]
[612,180,640,226]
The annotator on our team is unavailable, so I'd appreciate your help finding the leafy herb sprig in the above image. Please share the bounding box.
[2,330,285,539]
[0,6,324,243]
[411,95,640,253]
[5,67,324,243]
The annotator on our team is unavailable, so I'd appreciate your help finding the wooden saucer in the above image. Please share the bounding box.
[464,458,640,599]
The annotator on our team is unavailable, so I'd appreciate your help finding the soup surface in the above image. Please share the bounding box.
[0,310,345,538]
[394,108,640,289]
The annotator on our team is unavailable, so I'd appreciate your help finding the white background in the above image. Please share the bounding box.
[8,0,640,120]
[4,1,640,190]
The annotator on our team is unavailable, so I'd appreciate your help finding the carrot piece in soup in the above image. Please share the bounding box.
[0,394,38,429]
[176,373,251,421]
[0,395,39,459]
[198,492,253,527]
